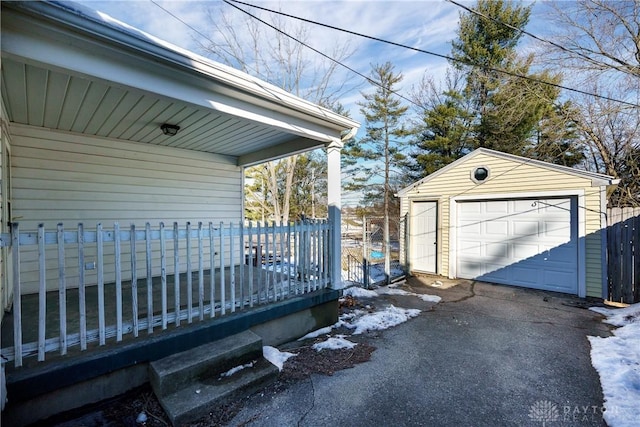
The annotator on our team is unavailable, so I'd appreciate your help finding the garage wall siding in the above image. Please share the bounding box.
[400,152,606,298]
[10,124,242,293]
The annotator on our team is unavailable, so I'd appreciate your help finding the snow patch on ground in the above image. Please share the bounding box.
[589,303,640,427]
[375,287,442,303]
[263,346,297,371]
[343,286,378,298]
[344,305,421,335]
[313,336,357,351]
[298,325,334,341]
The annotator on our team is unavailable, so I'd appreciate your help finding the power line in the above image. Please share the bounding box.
[149,0,269,86]
[220,0,422,110]
[226,0,639,108]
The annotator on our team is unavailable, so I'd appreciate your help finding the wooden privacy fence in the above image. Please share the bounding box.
[607,207,640,304]
[0,220,331,367]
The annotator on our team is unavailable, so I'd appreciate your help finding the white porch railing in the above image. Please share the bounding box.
[0,220,332,367]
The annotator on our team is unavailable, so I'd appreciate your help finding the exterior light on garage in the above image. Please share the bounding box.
[471,166,490,183]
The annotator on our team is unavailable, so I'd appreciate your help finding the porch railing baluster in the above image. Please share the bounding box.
[256,222,262,303]
[173,222,180,327]
[266,222,271,302]
[160,222,167,330]
[114,222,122,341]
[271,221,277,301]
[97,223,106,345]
[239,222,244,309]
[219,222,225,315]
[186,222,193,323]
[78,223,87,349]
[57,223,67,355]
[247,222,254,308]
[11,222,22,367]
[198,222,204,321]
[287,221,292,296]
[316,221,321,289]
[292,221,298,295]
[229,222,235,313]
[279,221,285,299]
[130,224,138,337]
[37,224,46,361]
[145,223,153,333]
[209,222,215,318]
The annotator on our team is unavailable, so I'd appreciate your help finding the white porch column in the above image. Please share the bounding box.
[326,139,343,289]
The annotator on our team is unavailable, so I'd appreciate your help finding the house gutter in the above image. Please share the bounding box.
[4,1,359,133]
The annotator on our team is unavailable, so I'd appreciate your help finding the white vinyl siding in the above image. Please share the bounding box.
[10,124,242,294]
[0,101,12,314]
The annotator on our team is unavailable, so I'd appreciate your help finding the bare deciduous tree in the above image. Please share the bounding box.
[544,0,640,79]
[198,4,357,221]
[541,0,640,206]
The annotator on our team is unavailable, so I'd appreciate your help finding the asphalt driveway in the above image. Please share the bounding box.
[231,275,611,427]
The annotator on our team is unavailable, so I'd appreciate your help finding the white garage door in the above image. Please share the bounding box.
[456,198,578,294]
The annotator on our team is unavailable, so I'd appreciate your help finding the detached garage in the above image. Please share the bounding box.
[397,148,619,298]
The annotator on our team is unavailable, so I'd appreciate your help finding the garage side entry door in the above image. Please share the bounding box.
[411,201,437,273]
[456,198,578,294]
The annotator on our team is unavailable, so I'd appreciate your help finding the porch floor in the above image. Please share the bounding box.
[1,264,320,370]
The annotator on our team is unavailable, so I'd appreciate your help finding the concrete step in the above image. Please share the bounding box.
[158,357,278,426]
[149,330,263,397]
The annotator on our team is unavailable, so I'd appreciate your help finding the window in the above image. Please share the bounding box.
[471,166,490,183]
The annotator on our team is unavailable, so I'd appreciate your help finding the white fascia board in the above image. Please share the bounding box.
[473,148,618,187]
[238,137,326,167]
[2,3,359,139]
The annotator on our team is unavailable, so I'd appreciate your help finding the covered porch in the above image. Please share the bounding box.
[0,1,358,423]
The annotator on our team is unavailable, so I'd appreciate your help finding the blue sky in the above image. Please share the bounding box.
[75,1,544,121]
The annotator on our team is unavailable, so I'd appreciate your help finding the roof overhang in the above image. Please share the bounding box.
[1,1,359,166]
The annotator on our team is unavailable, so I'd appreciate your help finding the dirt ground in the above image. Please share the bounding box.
[46,295,377,427]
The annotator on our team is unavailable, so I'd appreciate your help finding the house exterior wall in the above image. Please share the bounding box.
[10,124,243,294]
[0,99,11,316]
[400,152,606,298]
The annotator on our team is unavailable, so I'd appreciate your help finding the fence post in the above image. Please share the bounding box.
[363,216,369,289]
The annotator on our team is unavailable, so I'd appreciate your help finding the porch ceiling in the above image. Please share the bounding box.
[1,57,289,159]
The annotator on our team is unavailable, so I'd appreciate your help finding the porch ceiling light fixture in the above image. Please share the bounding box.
[160,123,180,136]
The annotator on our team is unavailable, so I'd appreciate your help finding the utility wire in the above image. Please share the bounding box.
[226,0,639,108]
[149,0,269,85]
[151,0,413,110]
[221,0,421,109]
